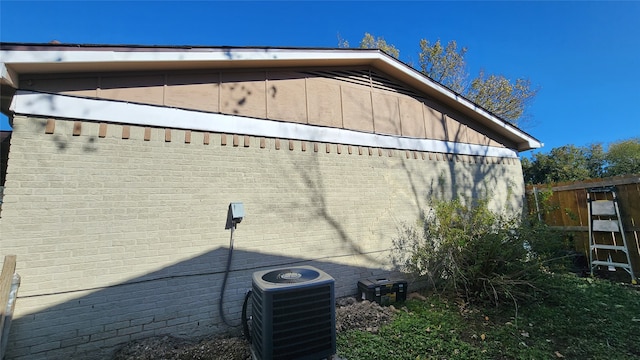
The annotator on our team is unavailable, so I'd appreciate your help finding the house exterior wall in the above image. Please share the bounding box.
[19,67,514,150]
[0,113,524,359]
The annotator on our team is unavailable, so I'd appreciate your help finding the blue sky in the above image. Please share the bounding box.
[1,1,639,156]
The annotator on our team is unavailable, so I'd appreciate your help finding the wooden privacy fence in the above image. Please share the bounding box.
[526,174,640,278]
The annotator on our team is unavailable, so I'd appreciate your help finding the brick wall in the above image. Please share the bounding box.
[0,115,524,359]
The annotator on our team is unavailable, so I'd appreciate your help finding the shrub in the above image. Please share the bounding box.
[393,197,564,305]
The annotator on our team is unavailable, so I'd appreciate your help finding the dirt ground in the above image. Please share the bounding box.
[112,296,402,360]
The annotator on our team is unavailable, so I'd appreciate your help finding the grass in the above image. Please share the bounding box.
[337,273,640,360]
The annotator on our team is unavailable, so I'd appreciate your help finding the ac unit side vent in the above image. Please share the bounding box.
[273,315,333,338]
[273,321,333,342]
[272,301,331,319]
[272,304,332,326]
[251,283,265,359]
[273,335,334,359]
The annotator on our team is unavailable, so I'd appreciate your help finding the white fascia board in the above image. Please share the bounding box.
[0,48,376,65]
[10,90,518,158]
[0,62,18,87]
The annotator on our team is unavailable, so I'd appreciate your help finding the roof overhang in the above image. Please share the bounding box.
[0,42,542,151]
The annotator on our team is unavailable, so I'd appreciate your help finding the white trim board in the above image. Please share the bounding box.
[10,90,518,158]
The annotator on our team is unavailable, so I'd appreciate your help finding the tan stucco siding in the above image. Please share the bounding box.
[306,77,343,128]
[220,71,267,119]
[340,83,374,133]
[100,74,165,106]
[371,91,401,135]
[266,71,308,123]
[1,115,524,359]
[19,68,514,149]
[165,72,220,113]
[398,96,425,138]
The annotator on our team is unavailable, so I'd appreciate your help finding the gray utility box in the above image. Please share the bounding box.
[357,277,407,306]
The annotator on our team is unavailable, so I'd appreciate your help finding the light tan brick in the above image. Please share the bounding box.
[1,116,525,359]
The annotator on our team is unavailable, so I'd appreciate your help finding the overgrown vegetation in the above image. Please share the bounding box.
[522,137,640,184]
[339,195,640,359]
[392,197,565,306]
[337,274,640,359]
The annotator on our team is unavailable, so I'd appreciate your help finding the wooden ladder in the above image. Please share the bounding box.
[587,187,637,284]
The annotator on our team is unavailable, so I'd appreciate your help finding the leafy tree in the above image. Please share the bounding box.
[585,143,606,179]
[466,70,537,123]
[547,145,591,182]
[520,156,534,182]
[605,137,640,176]
[357,33,400,59]
[336,33,350,49]
[522,138,639,185]
[417,38,537,125]
[418,39,467,93]
[523,145,590,184]
[349,33,537,127]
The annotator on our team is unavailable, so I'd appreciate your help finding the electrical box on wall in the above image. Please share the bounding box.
[225,202,245,229]
[230,202,244,220]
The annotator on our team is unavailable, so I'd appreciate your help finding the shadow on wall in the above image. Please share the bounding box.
[14,66,523,216]
[4,65,525,360]
[6,247,402,360]
[381,107,520,218]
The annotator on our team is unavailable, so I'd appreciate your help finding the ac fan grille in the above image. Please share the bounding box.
[252,280,335,360]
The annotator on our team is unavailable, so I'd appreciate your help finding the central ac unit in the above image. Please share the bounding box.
[251,265,335,360]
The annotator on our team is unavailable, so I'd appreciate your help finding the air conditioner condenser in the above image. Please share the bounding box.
[251,265,335,360]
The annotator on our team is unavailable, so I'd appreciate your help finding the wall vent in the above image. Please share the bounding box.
[301,68,424,99]
[251,265,335,360]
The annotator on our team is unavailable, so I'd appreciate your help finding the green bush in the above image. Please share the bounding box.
[393,197,564,305]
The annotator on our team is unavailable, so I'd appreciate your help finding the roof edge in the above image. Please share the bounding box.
[0,42,542,151]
